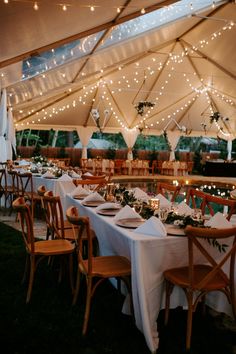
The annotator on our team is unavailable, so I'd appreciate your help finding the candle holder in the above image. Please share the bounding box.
[148,198,160,212]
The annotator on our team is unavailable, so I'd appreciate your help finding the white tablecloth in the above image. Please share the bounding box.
[32,175,75,215]
[65,195,234,353]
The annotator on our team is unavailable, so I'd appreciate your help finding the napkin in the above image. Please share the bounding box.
[71,171,81,178]
[42,170,55,178]
[83,172,93,176]
[69,185,91,197]
[57,174,72,181]
[133,187,149,201]
[205,212,233,229]
[177,201,193,216]
[82,192,105,203]
[134,216,167,237]
[95,202,121,211]
[156,193,172,208]
[114,205,142,221]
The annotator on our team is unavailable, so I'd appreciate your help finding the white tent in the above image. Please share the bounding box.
[0,0,235,144]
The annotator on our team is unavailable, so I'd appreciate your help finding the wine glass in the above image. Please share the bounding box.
[191,208,202,222]
[133,200,143,214]
[158,207,169,223]
[115,192,123,205]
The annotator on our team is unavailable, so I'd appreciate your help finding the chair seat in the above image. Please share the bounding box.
[29,239,75,255]
[164,264,229,290]
[81,255,131,277]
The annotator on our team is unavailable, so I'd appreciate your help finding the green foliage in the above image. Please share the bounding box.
[135,101,155,116]
[106,148,116,159]
[58,146,68,158]
[132,148,138,159]
[193,150,203,174]
[210,111,220,124]
[165,212,204,228]
[33,144,41,156]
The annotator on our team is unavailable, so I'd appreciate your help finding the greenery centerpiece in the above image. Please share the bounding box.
[135,101,155,116]
[32,155,48,165]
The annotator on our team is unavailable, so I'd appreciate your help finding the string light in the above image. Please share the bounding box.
[62,4,67,11]
[3,0,9,3]
[33,2,39,11]
[90,6,95,12]
[141,8,146,14]
[117,7,121,13]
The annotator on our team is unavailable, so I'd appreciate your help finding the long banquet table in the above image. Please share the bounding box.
[65,195,234,353]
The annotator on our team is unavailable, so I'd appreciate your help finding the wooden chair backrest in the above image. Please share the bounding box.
[157,182,181,202]
[17,172,33,199]
[0,168,6,197]
[12,197,35,253]
[204,194,236,220]
[43,191,65,239]
[185,225,236,289]
[73,178,107,191]
[186,188,208,211]
[66,206,93,273]
[7,169,19,195]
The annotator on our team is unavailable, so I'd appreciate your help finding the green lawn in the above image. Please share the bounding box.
[0,221,235,354]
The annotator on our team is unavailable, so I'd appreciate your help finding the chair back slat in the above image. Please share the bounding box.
[12,197,35,253]
[157,182,181,202]
[185,225,236,290]
[66,206,93,273]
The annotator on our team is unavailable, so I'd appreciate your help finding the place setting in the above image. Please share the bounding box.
[114,205,146,228]
[69,185,92,200]
[95,202,122,216]
[81,191,106,207]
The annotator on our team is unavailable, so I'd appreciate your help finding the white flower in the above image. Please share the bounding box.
[174,219,184,226]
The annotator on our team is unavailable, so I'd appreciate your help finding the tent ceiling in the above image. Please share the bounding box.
[1,0,236,140]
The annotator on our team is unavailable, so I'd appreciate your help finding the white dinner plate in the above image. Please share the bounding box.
[97,208,121,216]
[73,194,90,200]
[115,218,145,229]
[165,224,185,236]
[82,200,105,207]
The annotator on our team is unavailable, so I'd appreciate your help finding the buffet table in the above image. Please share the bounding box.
[65,195,233,353]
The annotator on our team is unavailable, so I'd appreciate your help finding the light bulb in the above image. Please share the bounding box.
[33,2,39,10]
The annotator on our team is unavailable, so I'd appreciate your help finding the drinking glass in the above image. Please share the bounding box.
[115,192,123,205]
[192,208,202,222]
[133,200,143,214]
[158,207,169,223]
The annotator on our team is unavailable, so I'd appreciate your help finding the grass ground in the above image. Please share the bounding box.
[0,220,235,354]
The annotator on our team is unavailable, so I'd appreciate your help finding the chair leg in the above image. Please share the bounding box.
[26,255,35,303]
[186,291,193,351]
[82,276,92,336]
[22,255,30,284]
[164,280,174,325]
[72,267,81,305]
[68,254,74,293]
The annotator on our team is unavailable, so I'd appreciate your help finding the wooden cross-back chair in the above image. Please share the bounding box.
[12,197,75,303]
[157,182,181,202]
[164,225,236,351]
[16,171,41,219]
[204,193,236,220]
[42,191,97,252]
[66,205,132,335]
[73,177,108,192]
[4,169,19,213]
[0,168,7,209]
[42,190,78,242]
[186,188,208,212]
